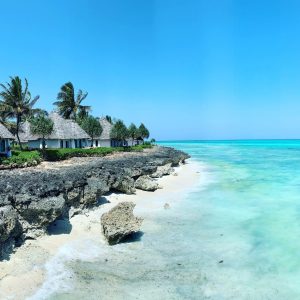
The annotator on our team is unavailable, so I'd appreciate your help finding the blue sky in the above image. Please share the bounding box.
[0,0,300,140]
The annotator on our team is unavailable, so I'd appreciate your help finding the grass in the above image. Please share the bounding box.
[1,150,42,166]
[44,144,152,161]
[0,144,153,167]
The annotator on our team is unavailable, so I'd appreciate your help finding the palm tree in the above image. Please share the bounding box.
[0,76,40,149]
[128,123,138,146]
[110,120,129,147]
[53,82,91,120]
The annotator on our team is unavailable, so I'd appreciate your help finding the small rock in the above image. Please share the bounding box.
[164,203,170,209]
[218,260,223,264]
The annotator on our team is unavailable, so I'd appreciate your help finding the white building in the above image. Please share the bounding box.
[92,117,113,147]
[92,117,139,147]
[0,123,14,156]
[19,112,91,149]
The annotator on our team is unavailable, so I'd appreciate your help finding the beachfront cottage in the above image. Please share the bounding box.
[92,117,139,147]
[0,123,14,156]
[19,112,91,149]
[92,117,113,147]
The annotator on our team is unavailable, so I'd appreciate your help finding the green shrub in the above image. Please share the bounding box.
[0,144,153,167]
[44,145,152,161]
[11,143,29,151]
[44,147,123,161]
[1,150,42,166]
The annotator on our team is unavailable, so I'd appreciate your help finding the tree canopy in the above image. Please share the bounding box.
[53,82,91,120]
[30,113,54,152]
[79,115,103,146]
[110,120,128,143]
[0,76,40,149]
[138,123,150,140]
[128,123,138,145]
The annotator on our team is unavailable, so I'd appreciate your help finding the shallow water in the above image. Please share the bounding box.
[32,140,300,299]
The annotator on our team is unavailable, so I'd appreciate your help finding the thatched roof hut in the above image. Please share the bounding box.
[19,112,90,142]
[0,123,14,140]
[98,117,113,140]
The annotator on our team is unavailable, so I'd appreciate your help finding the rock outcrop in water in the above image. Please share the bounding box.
[101,202,143,245]
[0,146,189,259]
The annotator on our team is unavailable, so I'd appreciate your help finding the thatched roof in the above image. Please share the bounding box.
[19,121,32,143]
[0,123,14,139]
[98,117,113,140]
[19,113,91,142]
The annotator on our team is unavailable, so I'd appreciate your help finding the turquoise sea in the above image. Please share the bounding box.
[34,140,300,299]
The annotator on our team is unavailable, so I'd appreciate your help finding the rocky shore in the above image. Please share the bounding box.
[0,146,189,259]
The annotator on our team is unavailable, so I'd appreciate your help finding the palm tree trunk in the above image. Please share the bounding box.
[16,115,23,151]
[42,137,46,158]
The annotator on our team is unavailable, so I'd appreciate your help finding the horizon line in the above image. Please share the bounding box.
[157,139,300,142]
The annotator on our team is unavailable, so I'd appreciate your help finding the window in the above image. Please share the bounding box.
[75,140,78,148]
[96,140,98,147]
[65,141,69,148]
[60,140,63,148]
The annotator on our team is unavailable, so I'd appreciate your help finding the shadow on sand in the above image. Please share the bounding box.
[47,219,73,235]
[120,231,144,244]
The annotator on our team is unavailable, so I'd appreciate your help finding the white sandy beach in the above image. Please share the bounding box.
[0,160,202,300]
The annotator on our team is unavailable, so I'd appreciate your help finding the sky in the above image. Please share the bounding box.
[0,0,300,140]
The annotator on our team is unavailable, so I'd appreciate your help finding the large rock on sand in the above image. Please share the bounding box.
[101,202,143,245]
[150,163,174,178]
[134,175,160,191]
[0,206,22,258]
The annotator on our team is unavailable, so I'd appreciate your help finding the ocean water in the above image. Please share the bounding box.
[32,140,300,299]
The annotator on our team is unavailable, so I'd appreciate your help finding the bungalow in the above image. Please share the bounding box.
[0,123,14,156]
[92,117,113,147]
[92,117,139,148]
[19,112,91,149]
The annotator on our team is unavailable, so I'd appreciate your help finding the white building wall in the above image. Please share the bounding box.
[28,140,42,149]
[100,139,111,147]
[126,138,138,146]
[47,140,60,148]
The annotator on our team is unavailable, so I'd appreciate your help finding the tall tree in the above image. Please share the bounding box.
[128,123,138,146]
[53,82,91,120]
[138,123,150,142]
[79,115,102,147]
[110,120,128,146]
[0,76,40,149]
[30,113,54,155]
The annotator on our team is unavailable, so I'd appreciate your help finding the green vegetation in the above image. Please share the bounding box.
[0,76,40,149]
[53,82,91,120]
[150,138,156,145]
[128,123,138,146]
[138,123,150,141]
[30,113,54,154]
[0,144,152,167]
[78,115,102,146]
[110,120,129,145]
[1,150,41,166]
[44,144,152,161]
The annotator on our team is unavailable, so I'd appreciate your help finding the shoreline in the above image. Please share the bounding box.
[0,159,202,300]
